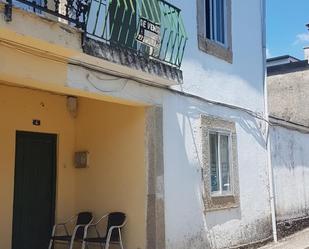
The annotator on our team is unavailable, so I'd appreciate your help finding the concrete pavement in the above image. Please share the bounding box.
[259,229,309,249]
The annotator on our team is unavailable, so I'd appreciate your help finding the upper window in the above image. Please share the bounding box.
[197,0,232,63]
[205,0,227,47]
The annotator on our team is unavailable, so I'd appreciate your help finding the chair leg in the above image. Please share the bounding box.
[81,241,86,249]
[120,240,124,249]
[48,239,53,249]
[68,239,75,249]
[119,229,124,249]
[104,241,110,249]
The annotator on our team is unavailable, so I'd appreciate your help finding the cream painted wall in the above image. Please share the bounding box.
[0,84,77,249]
[0,45,68,93]
[75,98,146,249]
[0,84,146,249]
[0,43,146,107]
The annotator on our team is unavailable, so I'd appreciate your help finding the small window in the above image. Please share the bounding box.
[205,0,227,47]
[201,115,239,211]
[209,132,231,195]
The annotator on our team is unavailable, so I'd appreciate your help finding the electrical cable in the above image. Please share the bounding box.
[0,37,276,126]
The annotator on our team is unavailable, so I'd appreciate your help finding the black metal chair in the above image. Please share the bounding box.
[82,212,127,249]
[48,211,93,249]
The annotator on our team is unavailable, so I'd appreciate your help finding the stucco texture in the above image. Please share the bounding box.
[271,126,309,222]
[268,69,309,126]
[0,85,76,249]
[0,0,271,247]
[68,65,271,248]
[163,94,271,249]
[75,98,146,249]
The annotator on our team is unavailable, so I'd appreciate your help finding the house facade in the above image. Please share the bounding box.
[267,43,309,238]
[0,0,273,249]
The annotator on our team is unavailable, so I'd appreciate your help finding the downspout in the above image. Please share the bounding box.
[261,0,278,243]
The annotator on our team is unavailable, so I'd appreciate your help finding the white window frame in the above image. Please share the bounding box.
[207,0,228,47]
[208,129,233,197]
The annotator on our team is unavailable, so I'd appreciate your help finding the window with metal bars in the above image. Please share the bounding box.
[205,0,227,47]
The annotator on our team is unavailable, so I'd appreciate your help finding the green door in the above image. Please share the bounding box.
[12,131,57,249]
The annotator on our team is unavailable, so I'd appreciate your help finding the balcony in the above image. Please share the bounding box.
[5,0,187,76]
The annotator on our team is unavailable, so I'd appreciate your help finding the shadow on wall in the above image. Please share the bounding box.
[184,102,266,148]
[271,126,309,222]
[164,95,269,249]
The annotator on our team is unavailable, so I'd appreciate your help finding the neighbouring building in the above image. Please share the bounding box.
[267,24,309,238]
[266,55,300,68]
[0,0,273,249]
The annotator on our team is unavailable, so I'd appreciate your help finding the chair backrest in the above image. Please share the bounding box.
[106,212,126,242]
[75,212,93,239]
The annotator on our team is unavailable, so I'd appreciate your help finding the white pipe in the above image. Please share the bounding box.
[266,116,278,243]
[260,0,278,243]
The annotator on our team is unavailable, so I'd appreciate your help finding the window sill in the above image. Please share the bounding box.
[198,36,233,64]
[211,192,233,198]
[205,195,240,212]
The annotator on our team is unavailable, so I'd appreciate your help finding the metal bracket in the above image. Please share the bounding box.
[4,0,12,22]
[81,32,86,49]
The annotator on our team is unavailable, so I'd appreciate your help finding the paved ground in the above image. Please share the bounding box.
[259,229,309,249]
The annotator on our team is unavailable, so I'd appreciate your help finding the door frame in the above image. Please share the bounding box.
[12,130,57,249]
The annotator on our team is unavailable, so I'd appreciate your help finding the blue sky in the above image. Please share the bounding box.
[267,0,309,59]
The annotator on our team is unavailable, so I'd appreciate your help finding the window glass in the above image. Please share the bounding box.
[205,0,211,39]
[205,0,227,46]
[220,135,230,191]
[216,0,225,44]
[210,133,219,192]
[209,132,231,195]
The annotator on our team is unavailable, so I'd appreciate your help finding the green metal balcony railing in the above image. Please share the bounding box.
[85,0,187,67]
[4,0,187,68]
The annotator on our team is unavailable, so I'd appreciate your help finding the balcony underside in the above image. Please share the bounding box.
[83,36,183,84]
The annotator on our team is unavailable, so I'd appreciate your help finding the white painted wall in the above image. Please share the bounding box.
[163,94,271,249]
[66,1,271,247]
[170,0,265,113]
[68,64,272,248]
[157,2,270,246]
[271,126,309,222]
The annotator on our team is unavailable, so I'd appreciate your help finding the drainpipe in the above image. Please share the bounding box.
[265,110,278,243]
[261,0,278,243]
